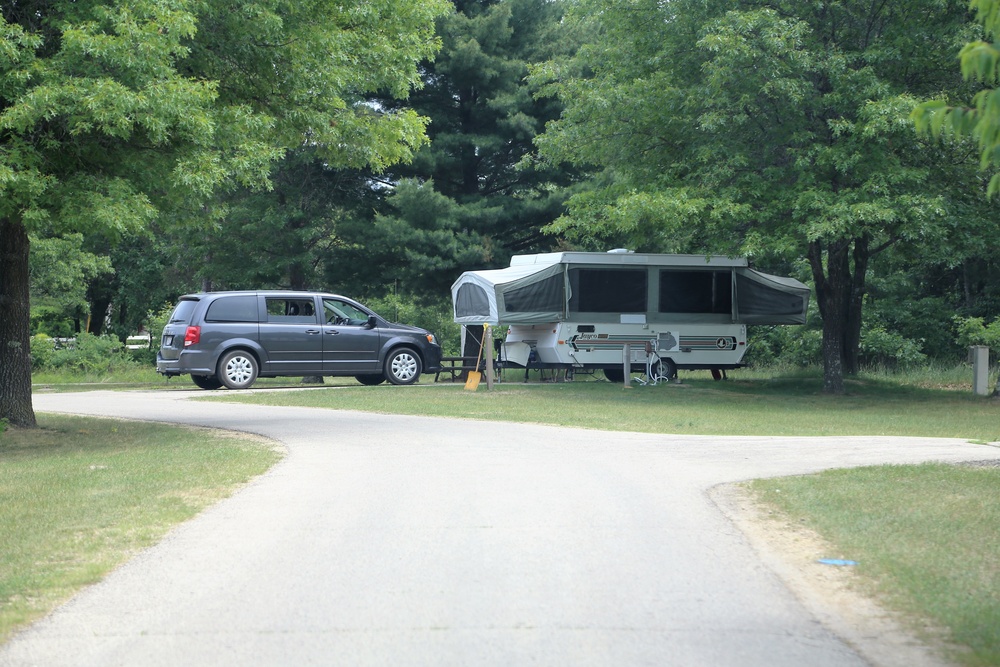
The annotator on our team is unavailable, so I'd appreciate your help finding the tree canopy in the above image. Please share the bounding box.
[914,0,1000,195]
[531,0,990,392]
[1,0,447,426]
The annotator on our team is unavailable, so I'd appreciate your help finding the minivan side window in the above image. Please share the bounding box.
[323,298,369,326]
[265,297,317,323]
[205,295,259,323]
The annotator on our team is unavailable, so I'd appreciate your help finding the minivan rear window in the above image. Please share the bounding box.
[205,295,258,323]
[168,299,199,324]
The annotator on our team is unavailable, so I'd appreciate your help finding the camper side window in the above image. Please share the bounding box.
[568,268,647,313]
[659,270,732,314]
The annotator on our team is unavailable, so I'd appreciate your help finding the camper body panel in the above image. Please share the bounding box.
[504,322,747,371]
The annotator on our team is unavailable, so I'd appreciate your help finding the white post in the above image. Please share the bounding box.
[971,345,990,396]
[622,344,631,389]
[485,324,494,390]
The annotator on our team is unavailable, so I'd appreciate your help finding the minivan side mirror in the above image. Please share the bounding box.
[364,315,377,329]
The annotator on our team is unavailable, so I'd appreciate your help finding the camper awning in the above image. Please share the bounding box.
[451,262,566,325]
[734,269,810,325]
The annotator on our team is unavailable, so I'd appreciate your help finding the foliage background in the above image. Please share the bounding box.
[16,0,1000,376]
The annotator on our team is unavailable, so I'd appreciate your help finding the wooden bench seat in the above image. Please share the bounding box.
[434,356,481,382]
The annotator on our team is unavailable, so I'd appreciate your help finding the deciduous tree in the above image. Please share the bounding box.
[0,0,446,426]
[533,0,979,392]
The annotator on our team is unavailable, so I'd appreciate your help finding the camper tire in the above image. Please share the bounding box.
[651,358,677,381]
[603,367,626,383]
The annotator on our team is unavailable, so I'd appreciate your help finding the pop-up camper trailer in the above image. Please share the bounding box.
[451,250,809,380]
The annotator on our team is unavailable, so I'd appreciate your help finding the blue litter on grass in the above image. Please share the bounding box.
[818,558,859,566]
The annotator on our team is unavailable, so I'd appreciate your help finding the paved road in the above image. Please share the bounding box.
[3,389,999,667]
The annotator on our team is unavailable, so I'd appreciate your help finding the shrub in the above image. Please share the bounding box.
[29,334,58,371]
[31,333,140,375]
[859,325,926,369]
[745,325,822,368]
[954,316,1000,352]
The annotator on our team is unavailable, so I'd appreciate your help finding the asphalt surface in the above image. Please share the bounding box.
[3,388,999,667]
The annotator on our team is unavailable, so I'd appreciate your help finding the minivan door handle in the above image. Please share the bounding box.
[305,329,321,335]
[324,329,340,335]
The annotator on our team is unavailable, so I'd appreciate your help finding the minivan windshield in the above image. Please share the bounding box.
[168,299,199,324]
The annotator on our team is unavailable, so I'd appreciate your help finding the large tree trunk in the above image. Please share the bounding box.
[843,235,870,376]
[809,239,849,394]
[0,217,37,428]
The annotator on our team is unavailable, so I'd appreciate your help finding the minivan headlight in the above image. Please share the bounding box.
[426,333,438,345]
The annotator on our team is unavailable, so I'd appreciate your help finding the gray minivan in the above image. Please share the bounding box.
[156,291,443,389]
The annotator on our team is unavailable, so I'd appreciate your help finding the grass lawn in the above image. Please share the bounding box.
[750,463,1000,667]
[203,369,1000,441]
[0,415,282,643]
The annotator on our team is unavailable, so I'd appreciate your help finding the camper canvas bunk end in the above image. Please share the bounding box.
[451,251,809,380]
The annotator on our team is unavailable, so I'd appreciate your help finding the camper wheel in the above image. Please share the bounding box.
[650,358,677,381]
[603,367,626,383]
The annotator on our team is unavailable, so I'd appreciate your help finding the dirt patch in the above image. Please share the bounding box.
[711,483,956,667]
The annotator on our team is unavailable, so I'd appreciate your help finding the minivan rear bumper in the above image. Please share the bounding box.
[156,350,215,376]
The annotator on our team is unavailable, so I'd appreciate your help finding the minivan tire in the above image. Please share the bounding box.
[384,348,421,385]
[218,350,259,389]
[355,374,386,386]
[192,374,223,390]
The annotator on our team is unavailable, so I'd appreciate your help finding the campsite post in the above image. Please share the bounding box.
[622,344,632,389]
[971,346,990,396]
[485,325,494,389]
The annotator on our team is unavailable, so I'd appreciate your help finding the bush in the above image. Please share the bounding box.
[745,325,822,368]
[954,316,1000,352]
[30,333,140,375]
[859,325,926,369]
[29,334,58,371]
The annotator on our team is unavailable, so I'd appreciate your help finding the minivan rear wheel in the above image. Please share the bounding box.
[192,374,223,390]
[218,350,258,389]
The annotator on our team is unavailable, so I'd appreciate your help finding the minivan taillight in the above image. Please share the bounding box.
[184,326,201,347]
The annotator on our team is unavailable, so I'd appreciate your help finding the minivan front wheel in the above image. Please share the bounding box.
[384,348,422,385]
[218,350,259,389]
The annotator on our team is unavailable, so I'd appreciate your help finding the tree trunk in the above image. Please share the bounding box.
[809,240,848,394]
[86,274,115,335]
[0,217,37,427]
[843,235,870,376]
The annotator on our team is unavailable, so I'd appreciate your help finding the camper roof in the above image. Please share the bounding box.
[509,252,749,268]
[451,251,809,326]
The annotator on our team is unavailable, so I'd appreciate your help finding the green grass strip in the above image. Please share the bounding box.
[750,463,1000,667]
[206,373,1000,441]
[0,415,282,643]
